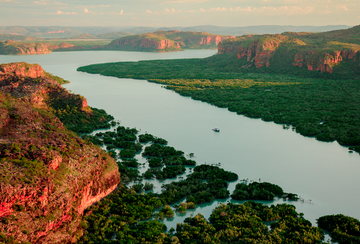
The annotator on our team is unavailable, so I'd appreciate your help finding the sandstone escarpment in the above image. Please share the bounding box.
[110,37,180,50]
[198,35,230,45]
[293,49,359,74]
[219,34,291,68]
[0,62,120,243]
[108,30,234,52]
[0,42,75,55]
[218,26,360,74]
[0,62,87,109]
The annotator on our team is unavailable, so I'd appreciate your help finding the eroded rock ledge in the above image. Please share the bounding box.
[0,62,120,243]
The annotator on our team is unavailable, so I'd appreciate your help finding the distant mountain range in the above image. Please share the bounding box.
[0,25,351,39]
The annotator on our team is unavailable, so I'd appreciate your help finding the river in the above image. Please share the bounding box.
[1,50,359,230]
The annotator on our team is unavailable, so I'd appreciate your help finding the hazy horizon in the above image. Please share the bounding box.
[0,0,359,27]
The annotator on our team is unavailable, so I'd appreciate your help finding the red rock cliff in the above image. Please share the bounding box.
[218,33,360,73]
[293,49,359,74]
[109,36,181,50]
[108,30,235,51]
[218,34,287,68]
[0,62,120,243]
[0,62,88,109]
[198,35,234,45]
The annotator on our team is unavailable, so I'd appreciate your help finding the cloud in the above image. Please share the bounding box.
[0,0,12,2]
[110,10,134,15]
[33,1,47,4]
[84,8,89,13]
[146,9,152,14]
[111,9,124,15]
[164,7,182,13]
[226,5,314,15]
[53,10,78,15]
[337,5,348,11]
[209,7,227,12]
[200,8,206,12]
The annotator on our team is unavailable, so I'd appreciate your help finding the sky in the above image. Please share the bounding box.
[0,0,359,27]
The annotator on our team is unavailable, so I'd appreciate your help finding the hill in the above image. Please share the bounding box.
[154,25,351,36]
[69,33,99,40]
[96,31,134,39]
[0,34,42,42]
[217,25,360,77]
[0,40,75,55]
[0,25,351,38]
[0,62,120,242]
[107,30,235,52]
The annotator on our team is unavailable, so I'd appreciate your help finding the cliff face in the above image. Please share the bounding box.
[110,37,180,50]
[0,41,75,55]
[108,30,234,51]
[0,62,120,243]
[198,35,229,45]
[293,49,359,74]
[218,26,360,74]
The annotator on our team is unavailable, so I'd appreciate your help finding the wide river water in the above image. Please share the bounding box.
[1,50,359,230]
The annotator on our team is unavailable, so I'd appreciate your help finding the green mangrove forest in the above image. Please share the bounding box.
[78,55,360,154]
[47,68,360,243]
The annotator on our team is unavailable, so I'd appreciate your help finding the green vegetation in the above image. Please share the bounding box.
[144,182,154,191]
[158,165,237,204]
[44,71,70,85]
[96,31,134,39]
[175,201,324,243]
[176,202,196,213]
[139,133,168,145]
[0,143,47,185]
[77,187,176,244]
[47,40,111,50]
[231,182,284,201]
[142,143,195,180]
[143,143,183,158]
[0,33,42,42]
[78,55,360,153]
[0,39,111,55]
[117,161,142,182]
[147,165,186,180]
[49,101,114,134]
[318,214,360,243]
[155,205,174,220]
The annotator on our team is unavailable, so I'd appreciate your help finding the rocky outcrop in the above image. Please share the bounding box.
[111,37,180,50]
[0,42,75,55]
[0,62,120,243]
[293,49,359,74]
[218,28,360,74]
[0,62,44,78]
[219,34,287,68]
[196,35,233,46]
[0,62,87,108]
[108,30,234,52]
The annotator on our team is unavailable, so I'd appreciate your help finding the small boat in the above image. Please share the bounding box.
[212,128,220,132]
